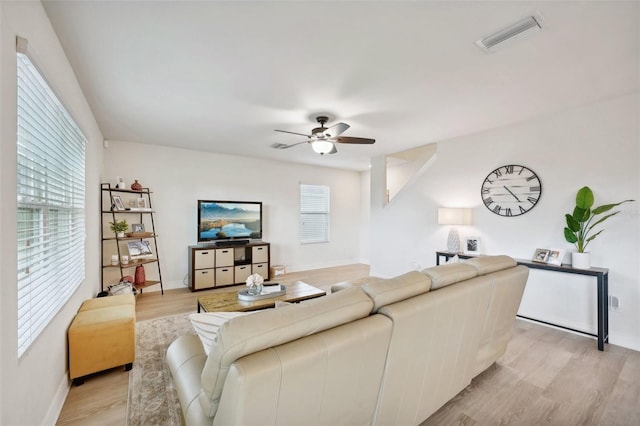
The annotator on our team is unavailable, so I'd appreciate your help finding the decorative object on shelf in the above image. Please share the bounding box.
[111,254,119,266]
[126,232,153,238]
[438,208,472,253]
[463,236,481,255]
[127,240,153,260]
[531,248,565,265]
[481,164,541,217]
[132,223,145,233]
[109,219,128,238]
[130,180,143,191]
[121,255,129,265]
[245,273,264,296]
[111,195,125,211]
[563,186,634,269]
[116,176,126,189]
[532,248,550,263]
[134,264,146,286]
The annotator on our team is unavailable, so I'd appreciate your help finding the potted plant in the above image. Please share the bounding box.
[109,219,128,238]
[564,186,634,268]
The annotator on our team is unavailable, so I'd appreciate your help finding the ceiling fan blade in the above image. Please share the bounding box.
[274,129,312,138]
[328,144,338,155]
[270,141,308,149]
[334,136,375,144]
[325,122,350,137]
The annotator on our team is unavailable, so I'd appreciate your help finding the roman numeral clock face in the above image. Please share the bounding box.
[481,165,541,217]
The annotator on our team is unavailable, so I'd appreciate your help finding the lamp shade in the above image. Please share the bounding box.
[438,208,472,226]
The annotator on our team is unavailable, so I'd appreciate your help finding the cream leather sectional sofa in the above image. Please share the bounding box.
[167,255,529,425]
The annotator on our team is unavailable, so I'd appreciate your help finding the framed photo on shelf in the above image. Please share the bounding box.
[464,236,481,255]
[533,248,550,263]
[111,195,125,211]
[136,197,148,209]
[532,247,565,265]
[127,240,153,260]
[131,223,145,233]
[546,248,565,266]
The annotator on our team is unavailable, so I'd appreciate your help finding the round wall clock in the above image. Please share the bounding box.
[481,164,541,217]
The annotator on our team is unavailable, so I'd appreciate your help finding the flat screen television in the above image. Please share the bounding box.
[197,200,262,243]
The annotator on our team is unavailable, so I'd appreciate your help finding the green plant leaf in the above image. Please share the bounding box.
[586,211,620,233]
[572,206,590,222]
[564,227,578,243]
[592,199,634,215]
[565,214,580,232]
[575,186,594,210]
[584,230,604,247]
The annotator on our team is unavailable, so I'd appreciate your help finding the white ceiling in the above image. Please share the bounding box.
[42,1,639,171]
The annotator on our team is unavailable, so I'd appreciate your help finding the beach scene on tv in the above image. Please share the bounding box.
[199,202,261,240]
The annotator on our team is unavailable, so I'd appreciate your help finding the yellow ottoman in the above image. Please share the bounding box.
[68,294,136,385]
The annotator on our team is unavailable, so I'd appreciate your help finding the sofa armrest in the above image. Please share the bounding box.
[166,335,211,426]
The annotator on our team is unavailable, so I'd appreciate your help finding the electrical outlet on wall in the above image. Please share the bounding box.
[609,295,620,311]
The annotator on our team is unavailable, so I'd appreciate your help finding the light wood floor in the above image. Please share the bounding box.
[57,264,640,425]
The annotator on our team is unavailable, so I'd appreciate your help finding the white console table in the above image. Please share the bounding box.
[435,251,609,351]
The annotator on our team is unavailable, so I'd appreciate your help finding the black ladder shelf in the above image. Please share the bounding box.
[100,183,164,295]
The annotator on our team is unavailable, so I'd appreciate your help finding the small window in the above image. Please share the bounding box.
[300,184,330,244]
[17,46,86,356]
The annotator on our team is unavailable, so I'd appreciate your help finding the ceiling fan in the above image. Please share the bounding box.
[271,116,375,155]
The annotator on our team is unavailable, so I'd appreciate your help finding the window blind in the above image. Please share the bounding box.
[300,184,330,244]
[17,49,86,357]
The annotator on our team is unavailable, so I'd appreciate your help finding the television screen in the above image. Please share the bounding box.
[198,200,262,243]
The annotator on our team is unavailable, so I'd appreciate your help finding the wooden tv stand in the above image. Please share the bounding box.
[188,241,270,291]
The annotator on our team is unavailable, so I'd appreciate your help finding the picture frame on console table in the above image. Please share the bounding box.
[532,248,550,263]
[464,236,481,255]
[532,247,565,265]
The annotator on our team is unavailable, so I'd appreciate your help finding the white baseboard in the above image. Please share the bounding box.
[44,373,71,425]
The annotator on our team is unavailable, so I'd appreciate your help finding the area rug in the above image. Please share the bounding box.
[126,312,196,426]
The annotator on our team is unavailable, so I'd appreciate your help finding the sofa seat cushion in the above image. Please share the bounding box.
[361,271,431,312]
[199,287,374,418]
[463,255,517,276]
[189,312,254,355]
[422,263,477,290]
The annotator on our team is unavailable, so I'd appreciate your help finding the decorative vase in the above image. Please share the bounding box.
[572,252,591,269]
[117,231,125,238]
[247,282,263,296]
[131,180,142,191]
[134,264,146,286]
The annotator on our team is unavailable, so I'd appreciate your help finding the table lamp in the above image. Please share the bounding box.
[438,208,472,253]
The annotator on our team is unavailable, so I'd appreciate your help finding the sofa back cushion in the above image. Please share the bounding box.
[199,287,374,418]
[463,255,517,276]
[361,271,431,312]
[422,263,477,290]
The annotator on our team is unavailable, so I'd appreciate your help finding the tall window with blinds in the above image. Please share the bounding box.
[299,184,330,244]
[16,50,86,357]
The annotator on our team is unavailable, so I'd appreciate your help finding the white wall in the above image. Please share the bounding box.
[102,141,364,291]
[370,93,640,351]
[0,2,104,424]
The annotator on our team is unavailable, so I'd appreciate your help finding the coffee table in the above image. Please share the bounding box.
[197,281,326,313]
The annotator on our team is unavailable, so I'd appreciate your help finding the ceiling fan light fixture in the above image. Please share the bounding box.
[476,15,542,51]
[311,140,334,155]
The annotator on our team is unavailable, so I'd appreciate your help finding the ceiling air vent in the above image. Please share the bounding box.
[476,15,542,51]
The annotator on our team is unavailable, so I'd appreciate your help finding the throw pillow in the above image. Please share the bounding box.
[189,311,254,355]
